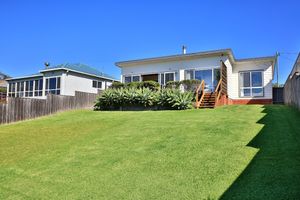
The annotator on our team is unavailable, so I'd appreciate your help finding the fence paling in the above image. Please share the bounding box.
[284,75,300,110]
[0,91,99,124]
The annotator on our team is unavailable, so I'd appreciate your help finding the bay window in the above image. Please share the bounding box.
[239,71,263,97]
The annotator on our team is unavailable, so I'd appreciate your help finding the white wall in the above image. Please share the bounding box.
[121,56,227,82]
[63,71,111,96]
[227,61,273,99]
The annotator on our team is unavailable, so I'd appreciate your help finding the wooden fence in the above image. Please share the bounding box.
[0,92,6,103]
[284,74,300,110]
[0,91,99,125]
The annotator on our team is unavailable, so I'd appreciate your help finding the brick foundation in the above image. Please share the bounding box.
[228,98,273,105]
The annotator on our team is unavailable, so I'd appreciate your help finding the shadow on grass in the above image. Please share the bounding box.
[220,105,300,199]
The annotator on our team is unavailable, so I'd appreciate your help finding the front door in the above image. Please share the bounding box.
[195,69,213,92]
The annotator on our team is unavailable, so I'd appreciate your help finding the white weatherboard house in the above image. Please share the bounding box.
[6,63,117,99]
[116,48,276,106]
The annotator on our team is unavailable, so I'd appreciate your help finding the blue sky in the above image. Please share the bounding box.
[0,0,299,84]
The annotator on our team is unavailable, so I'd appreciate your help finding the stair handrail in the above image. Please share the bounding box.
[195,80,205,108]
[214,78,222,106]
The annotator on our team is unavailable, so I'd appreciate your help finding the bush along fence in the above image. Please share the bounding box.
[0,91,99,125]
[94,87,194,111]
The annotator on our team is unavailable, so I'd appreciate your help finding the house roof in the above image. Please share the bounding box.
[7,63,117,81]
[115,48,276,67]
[286,53,300,81]
[40,63,117,81]
[6,73,43,81]
[0,71,10,79]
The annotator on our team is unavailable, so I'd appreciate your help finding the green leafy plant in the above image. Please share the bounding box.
[94,87,192,111]
[165,81,181,89]
[110,82,125,89]
[180,79,201,92]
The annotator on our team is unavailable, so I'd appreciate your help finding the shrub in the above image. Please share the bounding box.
[110,82,125,89]
[158,89,193,110]
[0,87,6,93]
[180,79,201,91]
[110,81,160,91]
[140,81,160,91]
[165,81,181,89]
[94,88,193,111]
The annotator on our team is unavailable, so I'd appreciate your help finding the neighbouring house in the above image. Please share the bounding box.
[0,71,10,89]
[6,63,117,99]
[284,53,300,109]
[0,71,10,102]
[116,48,276,106]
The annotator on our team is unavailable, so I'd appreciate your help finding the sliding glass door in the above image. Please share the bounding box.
[195,69,213,91]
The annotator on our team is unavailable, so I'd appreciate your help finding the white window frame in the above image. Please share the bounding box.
[123,75,141,83]
[239,71,264,98]
[160,71,175,85]
[45,76,61,95]
[34,78,43,97]
[92,80,103,89]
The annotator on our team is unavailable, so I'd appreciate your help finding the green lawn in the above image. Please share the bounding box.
[0,105,300,199]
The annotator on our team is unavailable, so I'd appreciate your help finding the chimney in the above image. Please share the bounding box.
[182,45,187,54]
[44,62,50,69]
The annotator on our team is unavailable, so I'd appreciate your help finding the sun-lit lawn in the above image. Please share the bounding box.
[0,105,299,199]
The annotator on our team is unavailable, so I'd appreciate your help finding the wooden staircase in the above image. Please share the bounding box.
[199,92,216,108]
[195,61,228,109]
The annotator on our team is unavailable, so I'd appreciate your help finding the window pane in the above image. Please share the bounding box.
[92,80,97,88]
[25,81,28,91]
[252,72,262,87]
[252,88,263,97]
[214,68,221,87]
[49,78,56,90]
[185,70,194,80]
[124,76,131,83]
[39,79,43,90]
[20,82,24,92]
[240,72,250,87]
[241,88,251,97]
[35,80,39,90]
[97,81,102,88]
[132,76,140,82]
[165,73,174,84]
[57,77,61,88]
[29,80,34,91]
[16,82,21,92]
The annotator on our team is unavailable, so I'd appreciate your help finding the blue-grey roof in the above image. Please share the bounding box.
[6,73,43,81]
[42,63,116,80]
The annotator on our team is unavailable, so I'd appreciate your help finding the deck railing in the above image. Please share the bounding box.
[195,80,205,108]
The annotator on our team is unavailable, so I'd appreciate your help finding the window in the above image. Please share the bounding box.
[165,73,175,84]
[92,80,103,89]
[8,82,16,97]
[239,71,263,97]
[92,80,97,88]
[25,80,34,97]
[184,70,194,80]
[16,81,24,97]
[45,77,61,95]
[124,75,140,83]
[132,75,140,82]
[160,72,175,85]
[124,76,131,83]
[34,79,43,96]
